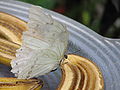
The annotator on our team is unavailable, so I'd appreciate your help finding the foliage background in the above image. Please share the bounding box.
[18,0,120,38]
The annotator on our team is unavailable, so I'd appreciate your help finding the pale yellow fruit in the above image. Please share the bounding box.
[0,38,20,66]
[0,12,27,45]
[0,78,43,90]
[58,54,104,90]
[0,12,26,65]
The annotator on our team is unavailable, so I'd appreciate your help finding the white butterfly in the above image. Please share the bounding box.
[11,5,69,79]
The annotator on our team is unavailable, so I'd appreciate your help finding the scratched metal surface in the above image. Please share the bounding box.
[0,0,120,90]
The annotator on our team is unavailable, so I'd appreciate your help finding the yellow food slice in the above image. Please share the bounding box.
[0,56,11,66]
[0,12,26,65]
[0,37,20,50]
[0,24,21,45]
[0,45,16,55]
[0,12,27,45]
[0,38,20,65]
[0,78,43,90]
[58,54,104,90]
[0,12,27,32]
[0,52,15,66]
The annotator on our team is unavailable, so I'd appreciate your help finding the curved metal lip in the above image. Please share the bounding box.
[0,0,120,41]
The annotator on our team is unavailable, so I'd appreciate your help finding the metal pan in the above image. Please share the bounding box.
[0,0,120,90]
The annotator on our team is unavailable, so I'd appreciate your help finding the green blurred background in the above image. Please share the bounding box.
[18,0,120,38]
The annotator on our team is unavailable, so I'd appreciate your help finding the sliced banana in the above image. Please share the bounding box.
[0,77,43,90]
[58,54,104,90]
[0,12,26,65]
[0,12,27,45]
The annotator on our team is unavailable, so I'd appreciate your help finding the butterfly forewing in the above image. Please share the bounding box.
[11,5,69,79]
